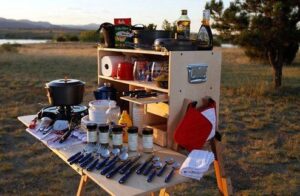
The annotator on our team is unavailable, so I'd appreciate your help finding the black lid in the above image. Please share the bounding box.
[181,9,187,15]
[142,127,153,135]
[46,78,85,88]
[112,125,123,133]
[128,126,138,134]
[98,124,109,132]
[86,123,97,130]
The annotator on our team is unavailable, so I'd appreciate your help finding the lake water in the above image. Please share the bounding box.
[0,39,50,45]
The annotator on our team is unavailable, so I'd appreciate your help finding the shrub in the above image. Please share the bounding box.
[0,43,20,53]
[79,31,101,42]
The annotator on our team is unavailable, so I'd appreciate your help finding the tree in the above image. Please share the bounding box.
[79,31,101,42]
[206,0,300,88]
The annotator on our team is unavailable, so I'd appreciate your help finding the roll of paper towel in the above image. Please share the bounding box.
[101,56,125,77]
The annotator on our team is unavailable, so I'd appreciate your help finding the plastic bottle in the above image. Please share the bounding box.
[118,110,132,143]
[176,9,191,40]
[105,101,120,125]
[197,9,213,50]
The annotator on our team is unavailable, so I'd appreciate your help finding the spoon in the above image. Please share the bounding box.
[101,151,128,175]
[147,161,162,183]
[106,159,131,178]
[157,158,174,177]
[95,148,111,170]
[143,156,160,176]
[105,148,121,166]
[164,162,181,183]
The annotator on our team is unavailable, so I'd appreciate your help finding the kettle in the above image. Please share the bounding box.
[94,83,117,100]
[97,23,115,48]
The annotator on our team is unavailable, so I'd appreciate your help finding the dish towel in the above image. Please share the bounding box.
[179,150,215,180]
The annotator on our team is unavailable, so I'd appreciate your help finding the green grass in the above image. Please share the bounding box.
[0,44,299,195]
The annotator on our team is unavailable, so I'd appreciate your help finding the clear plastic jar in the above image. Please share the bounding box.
[86,123,98,144]
[142,127,153,153]
[106,101,120,125]
[127,126,138,152]
[98,124,109,147]
[112,125,123,149]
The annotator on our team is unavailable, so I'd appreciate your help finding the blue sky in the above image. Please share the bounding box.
[0,0,231,32]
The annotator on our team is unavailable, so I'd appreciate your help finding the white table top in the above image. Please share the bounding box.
[18,115,190,196]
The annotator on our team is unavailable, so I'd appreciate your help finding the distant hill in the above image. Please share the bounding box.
[0,17,99,30]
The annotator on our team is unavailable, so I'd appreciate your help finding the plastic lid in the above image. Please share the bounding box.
[142,127,153,135]
[86,123,97,130]
[46,78,85,87]
[181,9,188,15]
[109,101,117,108]
[128,126,138,134]
[112,125,123,133]
[98,124,109,132]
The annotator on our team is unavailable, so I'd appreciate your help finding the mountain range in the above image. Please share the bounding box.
[0,17,99,30]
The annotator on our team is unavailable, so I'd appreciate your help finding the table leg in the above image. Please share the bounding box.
[77,175,88,196]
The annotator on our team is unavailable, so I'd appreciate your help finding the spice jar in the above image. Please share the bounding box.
[127,126,138,151]
[98,124,109,147]
[142,127,153,153]
[86,123,98,144]
[112,125,123,149]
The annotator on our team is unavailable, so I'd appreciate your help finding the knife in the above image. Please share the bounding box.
[78,153,92,164]
[119,155,141,174]
[86,159,99,171]
[67,151,81,162]
[106,159,131,178]
[69,154,84,165]
[95,157,110,170]
[119,163,141,184]
[136,155,154,175]
[80,156,94,168]
[101,160,117,175]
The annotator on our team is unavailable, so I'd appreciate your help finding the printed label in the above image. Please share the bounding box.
[143,136,153,149]
[87,131,97,143]
[112,134,123,145]
[128,134,138,151]
[99,132,109,144]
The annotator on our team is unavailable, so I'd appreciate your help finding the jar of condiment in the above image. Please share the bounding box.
[98,124,109,147]
[86,123,98,144]
[127,126,138,151]
[112,125,123,149]
[142,127,153,153]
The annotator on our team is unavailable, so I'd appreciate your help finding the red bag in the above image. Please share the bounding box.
[174,99,216,151]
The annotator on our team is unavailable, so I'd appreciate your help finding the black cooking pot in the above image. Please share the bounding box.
[132,25,171,50]
[45,79,85,106]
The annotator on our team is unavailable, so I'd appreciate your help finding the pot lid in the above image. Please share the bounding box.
[46,78,85,87]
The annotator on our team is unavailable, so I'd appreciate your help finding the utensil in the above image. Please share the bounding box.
[78,153,92,164]
[147,161,162,183]
[101,150,128,175]
[119,162,141,184]
[164,162,181,183]
[136,155,154,174]
[100,147,110,158]
[80,156,94,168]
[86,159,99,171]
[105,148,120,166]
[157,158,174,177]
[69,154,84,165]
[119,154,141,174]
[143,156,160,176]
[67,151,82,162]
[95,157,110,170]
[106,159,131,178]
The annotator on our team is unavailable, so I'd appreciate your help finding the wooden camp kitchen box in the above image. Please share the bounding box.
[97,47,221,149]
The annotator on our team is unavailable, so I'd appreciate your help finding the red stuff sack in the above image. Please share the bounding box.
[174,99,216,151]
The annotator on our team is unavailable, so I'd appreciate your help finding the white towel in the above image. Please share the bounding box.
[179,150,215,180]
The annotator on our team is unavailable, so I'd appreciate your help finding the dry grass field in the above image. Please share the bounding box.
[0,43,299,195]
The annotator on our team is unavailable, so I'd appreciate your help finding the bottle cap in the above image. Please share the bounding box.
[86,123,97,130]
[142,127,153,135]
[128,126,138,134]
[112,125,123,133]
[98,124,109,132]
[181,9,188,15]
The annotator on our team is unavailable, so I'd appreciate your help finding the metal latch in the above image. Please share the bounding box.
[187,64,208,84]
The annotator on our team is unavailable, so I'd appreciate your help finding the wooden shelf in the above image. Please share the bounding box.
[99,75,169,93]
[120,95,168,105]
[97,46,169,56]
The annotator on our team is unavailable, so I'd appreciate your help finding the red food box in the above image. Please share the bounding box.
[114,18,131,25]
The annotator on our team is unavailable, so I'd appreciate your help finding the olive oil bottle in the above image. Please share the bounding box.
[197,10,213,50]
[176,9,191,40]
